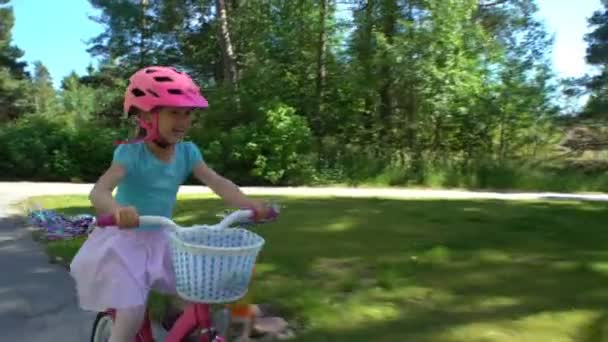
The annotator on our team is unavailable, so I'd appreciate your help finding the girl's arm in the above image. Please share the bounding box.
[193,162,265,212]
[89,163,125,215]
[89,163,139,228]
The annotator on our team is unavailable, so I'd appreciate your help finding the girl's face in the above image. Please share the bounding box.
[144,107,193,144]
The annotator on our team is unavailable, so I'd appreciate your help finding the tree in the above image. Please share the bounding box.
[0,0,31,120]
[12,0,562,185]
[0,0,27,78]
[32,61,57,113]
[60,71,96,120]
[583,2,608,117]
[87,0,159,74]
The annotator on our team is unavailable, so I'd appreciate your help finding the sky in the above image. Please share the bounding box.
[536,0,604,78]
[10,1,104,87]
[8,0,606,88]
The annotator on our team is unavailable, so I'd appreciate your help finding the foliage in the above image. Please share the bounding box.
[191,102,315,185]
[0,1,31,120]
[583,2,608,117]
[0,114,127,181]
[0,0,605,189]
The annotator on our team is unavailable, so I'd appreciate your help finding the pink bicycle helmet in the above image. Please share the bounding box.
[119,66,209,146]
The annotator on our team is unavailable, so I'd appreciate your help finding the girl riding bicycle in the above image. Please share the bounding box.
[70,66,271,342]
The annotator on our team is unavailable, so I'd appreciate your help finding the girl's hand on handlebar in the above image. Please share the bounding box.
[247,200,278,222]
[115,206,139,229]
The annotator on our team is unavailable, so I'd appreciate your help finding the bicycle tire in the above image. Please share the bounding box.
[91,312,113,342]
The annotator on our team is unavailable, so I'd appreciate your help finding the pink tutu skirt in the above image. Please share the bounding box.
[69,226,176,311]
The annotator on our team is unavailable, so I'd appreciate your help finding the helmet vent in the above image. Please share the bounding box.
[167,88,183,95]
[131,88,146,97]
[146,89,160,98]
[154,76,173,82]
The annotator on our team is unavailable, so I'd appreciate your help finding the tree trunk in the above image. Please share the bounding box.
[404,0,416,151]
[498,109,508,162]
[315,0,329,166]
[316,0,328,118]
[139,0,148,68]
[379,0,396,149]
[216,0,239,90]
[432,115,442,152]
[359,0,375,148]
[34,94,40,114]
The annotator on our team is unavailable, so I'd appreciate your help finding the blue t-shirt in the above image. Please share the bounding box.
[112,141,203,229]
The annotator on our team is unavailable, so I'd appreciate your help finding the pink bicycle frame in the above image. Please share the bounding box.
[95,206,279,341]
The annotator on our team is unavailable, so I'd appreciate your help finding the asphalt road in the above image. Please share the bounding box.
[0,189,95,341]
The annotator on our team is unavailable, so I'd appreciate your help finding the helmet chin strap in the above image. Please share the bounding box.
[114,112,177,148]
[138,112,174,149]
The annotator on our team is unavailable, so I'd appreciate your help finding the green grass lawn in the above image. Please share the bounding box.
[23,194,608,342]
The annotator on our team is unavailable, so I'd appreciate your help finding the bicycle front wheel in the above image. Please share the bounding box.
[91,312,114,342]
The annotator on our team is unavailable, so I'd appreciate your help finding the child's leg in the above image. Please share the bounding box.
[109,305,146,342]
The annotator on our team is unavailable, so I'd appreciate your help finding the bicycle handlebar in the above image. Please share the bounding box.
[95,205,280,230]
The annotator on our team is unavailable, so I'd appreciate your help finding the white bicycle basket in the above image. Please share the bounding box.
[169,225,265,303]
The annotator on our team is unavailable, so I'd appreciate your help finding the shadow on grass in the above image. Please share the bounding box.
[31,195,608,341]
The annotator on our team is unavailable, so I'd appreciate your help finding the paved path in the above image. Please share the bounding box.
[0,188,94,341]
[3,181,608,202]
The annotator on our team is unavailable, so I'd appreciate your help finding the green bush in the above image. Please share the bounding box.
[192,102,315,185]
[5,112,607,192]
[0,115,72,180]
[0,105,316,185]
[0,114,126,182]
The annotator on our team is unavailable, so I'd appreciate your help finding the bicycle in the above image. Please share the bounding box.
[90,205,279,342]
